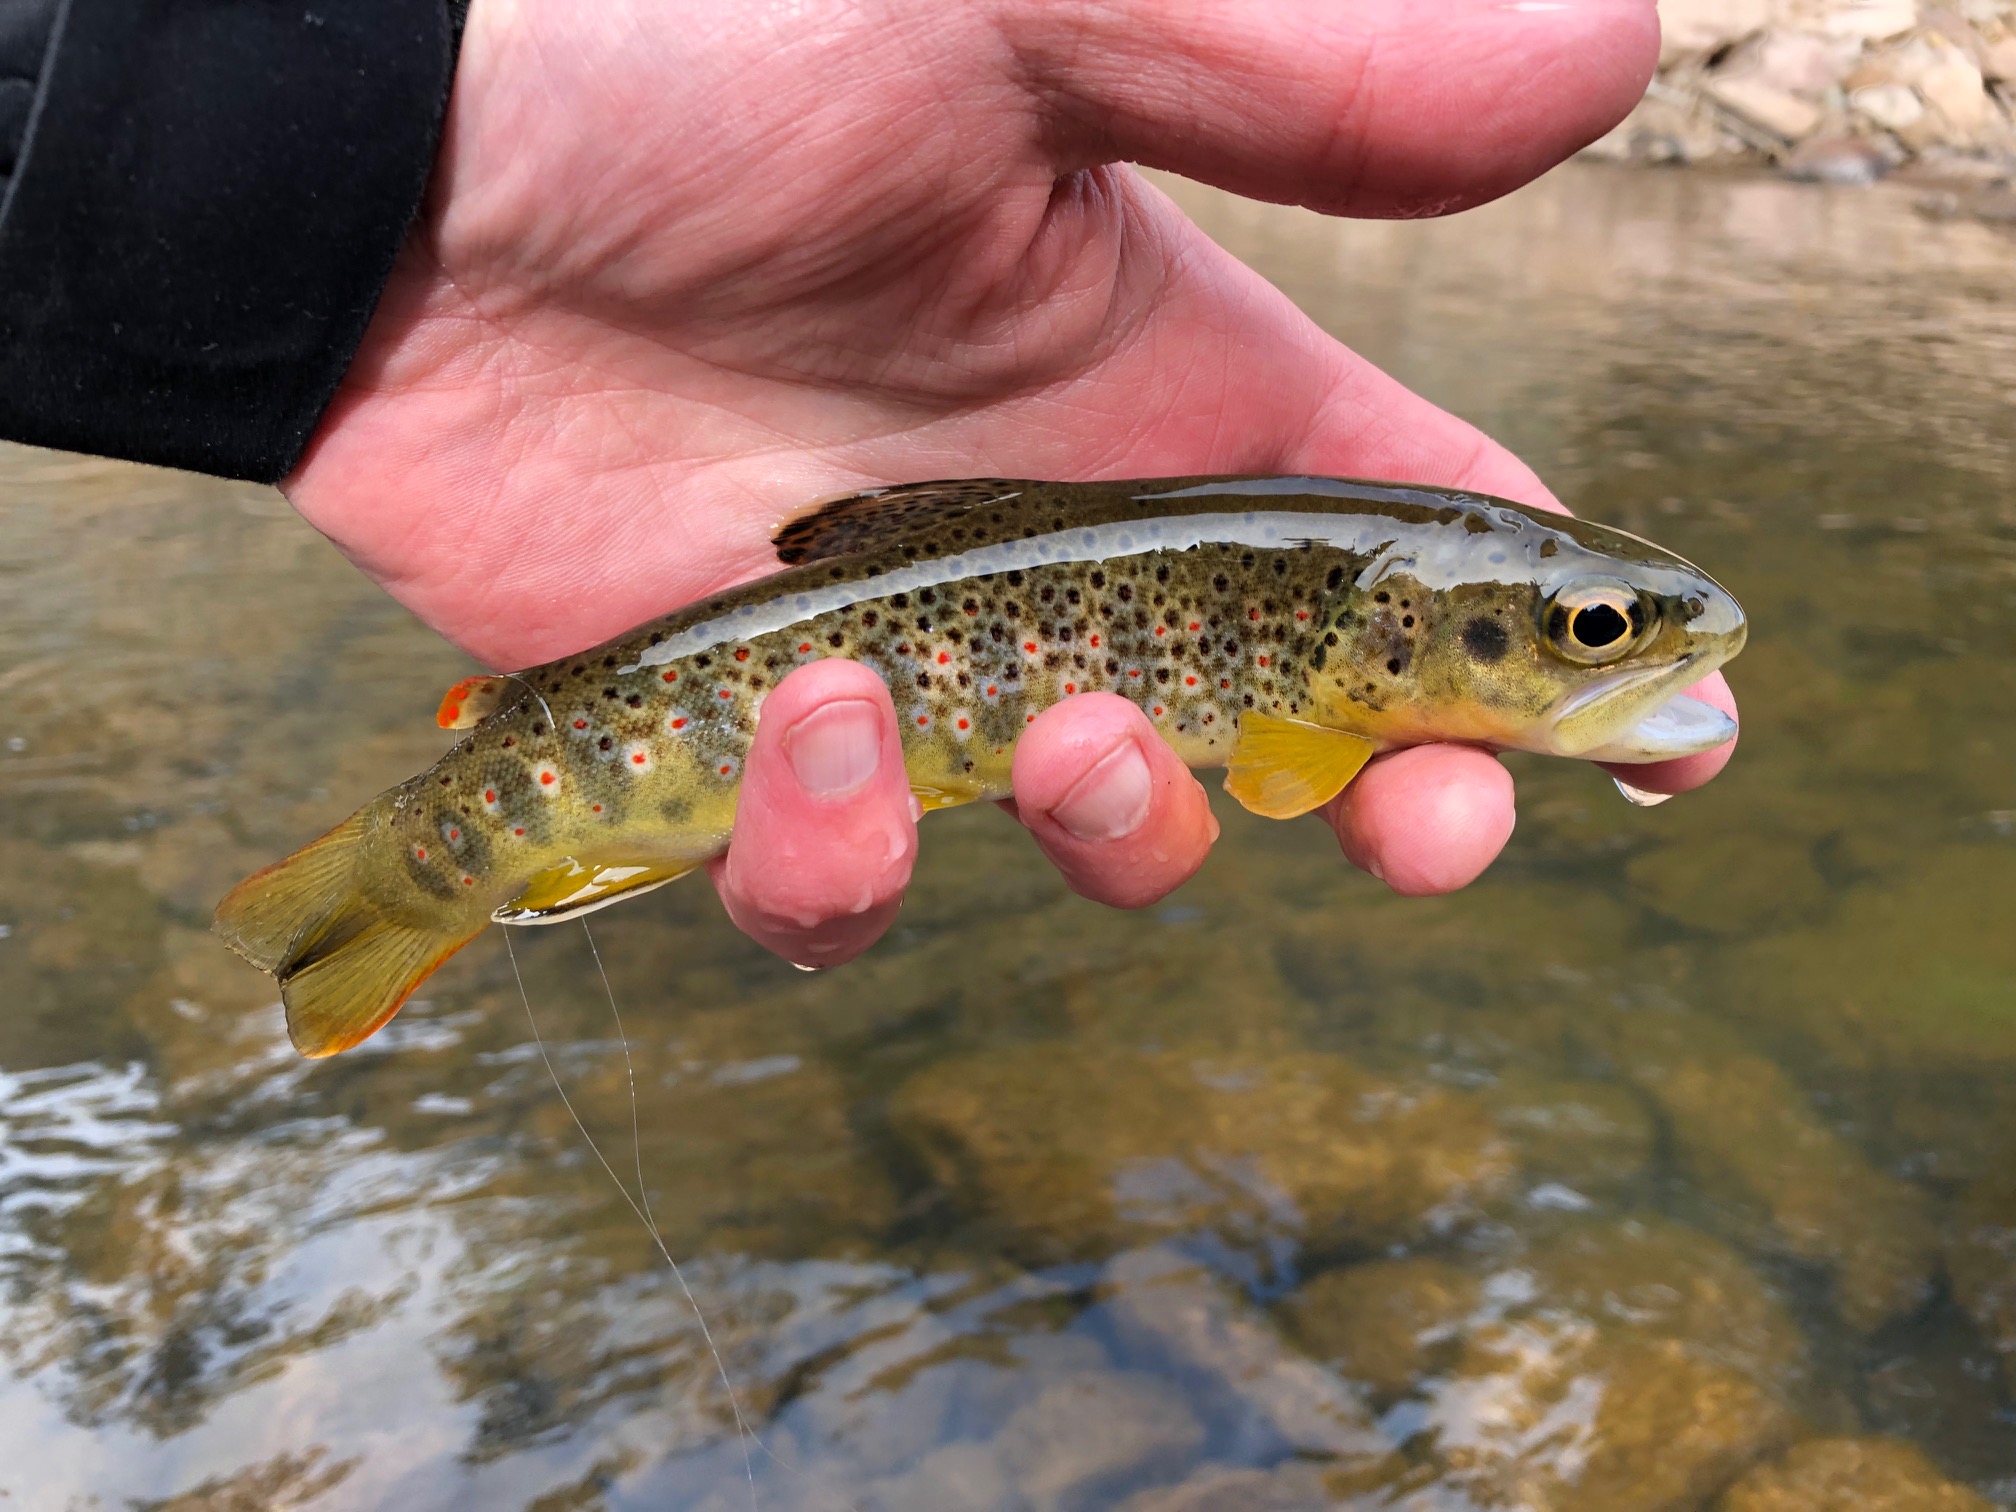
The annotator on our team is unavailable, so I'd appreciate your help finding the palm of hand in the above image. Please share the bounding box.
[281,0,1720,965]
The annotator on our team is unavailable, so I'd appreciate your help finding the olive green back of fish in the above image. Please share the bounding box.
[215,476,1745,1058]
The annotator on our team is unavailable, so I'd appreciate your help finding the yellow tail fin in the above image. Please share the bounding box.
[213,809,483,1058]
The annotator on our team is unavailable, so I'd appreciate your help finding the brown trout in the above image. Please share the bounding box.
[216,476,1746,1057]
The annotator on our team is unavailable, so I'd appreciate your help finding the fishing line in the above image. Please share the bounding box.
[579,923,863,1512]
[503,925,760,1510]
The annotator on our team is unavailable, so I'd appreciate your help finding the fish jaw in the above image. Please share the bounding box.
[1579,692,1737,763]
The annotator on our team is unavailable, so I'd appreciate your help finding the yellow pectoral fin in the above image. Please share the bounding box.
[911,783,981,814]
[1223,711,1375,820]
[437,676,507,729]
[493,857,697,925]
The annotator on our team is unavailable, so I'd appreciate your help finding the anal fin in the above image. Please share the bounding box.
[911,783,982,814]
[493,857,696,925]
[1224,711,1375,819]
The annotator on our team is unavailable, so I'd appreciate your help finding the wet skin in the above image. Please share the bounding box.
[281,0,1730,965]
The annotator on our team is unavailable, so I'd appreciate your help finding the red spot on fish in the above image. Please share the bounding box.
[462,875,474,886]
[540,771,556,785]
[448,828,460,841]
[415,847,427,861]
[444,704,460,721]
[1090,635,1100,648]
[1026,713,1036,723]
[1296,610,1309,620]
[592,803,603,812]
[513,827,525,836]
[1257,656,1270,668]
[957,717,969,730]
[719,689,733,699]
[1220,679,1231,689]
[573,719,588,729]
[798,642,812,653]
[631,752,647,764]
[1248,608,1260,621]
[937,651,950,664]
[484,789,496,803]
[735,647,749,661]
[917,715,930,727]
[985,685,997,696]
[1154,626,1166,637]
[719,764,733,775]
[1024,641,1037,654]
[1128,669,1140,678]
[1185,675,1198,686]
[1065,682,1077,694]
[662,670,678,682]
[1188,622,1200,631]
[1153,706,1164,716]
[671,717,688,730]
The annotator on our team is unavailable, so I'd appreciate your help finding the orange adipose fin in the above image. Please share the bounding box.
[1223,711,1375,820]
[213,808,485,1058]
[492,856,697,925]
[437,675,506,729]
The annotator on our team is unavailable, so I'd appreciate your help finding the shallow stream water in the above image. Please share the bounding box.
[2,163,2014,1510]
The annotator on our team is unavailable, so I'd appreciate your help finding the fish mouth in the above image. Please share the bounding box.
[1544,660,1737,762]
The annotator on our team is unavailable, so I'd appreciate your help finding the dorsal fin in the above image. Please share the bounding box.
[771,480,1026,565]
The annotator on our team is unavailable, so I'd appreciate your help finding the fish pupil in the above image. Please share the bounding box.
[1573,603,1629,647]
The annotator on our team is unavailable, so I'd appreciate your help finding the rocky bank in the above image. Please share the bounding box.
[1591,0,2016,201]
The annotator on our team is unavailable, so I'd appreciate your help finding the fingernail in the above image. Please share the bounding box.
[785,699,883,798]
[1049,739,1153,842]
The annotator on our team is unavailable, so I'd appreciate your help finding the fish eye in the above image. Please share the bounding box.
[1543,577,1652,665]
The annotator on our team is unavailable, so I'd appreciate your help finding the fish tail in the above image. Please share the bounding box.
[213,803,483,1058]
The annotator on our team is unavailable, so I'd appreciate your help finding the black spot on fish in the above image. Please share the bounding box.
[1089,571,1106,589]
[1462,616,1509,662]
[625,694,643,707]
[829,632,846,648]
[1387,658,1402,675]
[862,611,878,627]
[891,594,909,608]
[598,735,613,751]
[1326,566,1345,591]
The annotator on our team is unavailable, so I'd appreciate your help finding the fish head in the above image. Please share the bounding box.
[1309,504,1747,764]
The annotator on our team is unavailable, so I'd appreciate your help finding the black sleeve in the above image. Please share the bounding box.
[0,0,465,483]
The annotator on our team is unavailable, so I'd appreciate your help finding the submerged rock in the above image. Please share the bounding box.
[889,1046,1510,1263]
[1606,1011,1940,1333]
[1278,1257,1481,1398]
[1434,1330,1793,1512]
[1479,1071,1657,1206]
[1099,1246,1390,1468]
[1116,1459,1346,1511]
[1715,1437,1995,1510]
[1281,1219,1808,1512]
[990,1370,1205,1509]
[1945,1170,2016,1393]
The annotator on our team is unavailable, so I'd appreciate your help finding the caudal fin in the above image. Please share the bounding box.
[213,809,483,1058]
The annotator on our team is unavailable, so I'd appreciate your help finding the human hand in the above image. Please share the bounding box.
[284,0,1730,965]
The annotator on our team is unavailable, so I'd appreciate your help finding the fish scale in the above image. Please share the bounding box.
[215,475,1746,1058]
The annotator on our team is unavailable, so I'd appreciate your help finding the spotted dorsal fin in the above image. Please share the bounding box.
[771,480,1026,565]
[1223,711,1375,819]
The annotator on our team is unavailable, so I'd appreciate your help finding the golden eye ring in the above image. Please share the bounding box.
[1543,577,1653,665]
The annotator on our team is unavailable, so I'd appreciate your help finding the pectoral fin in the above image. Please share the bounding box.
[493,857,697,925]
[1224,712,1375,820]
[437,676,507,730]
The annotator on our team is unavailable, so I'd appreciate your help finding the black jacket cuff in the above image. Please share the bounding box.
[0,0,463,482]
